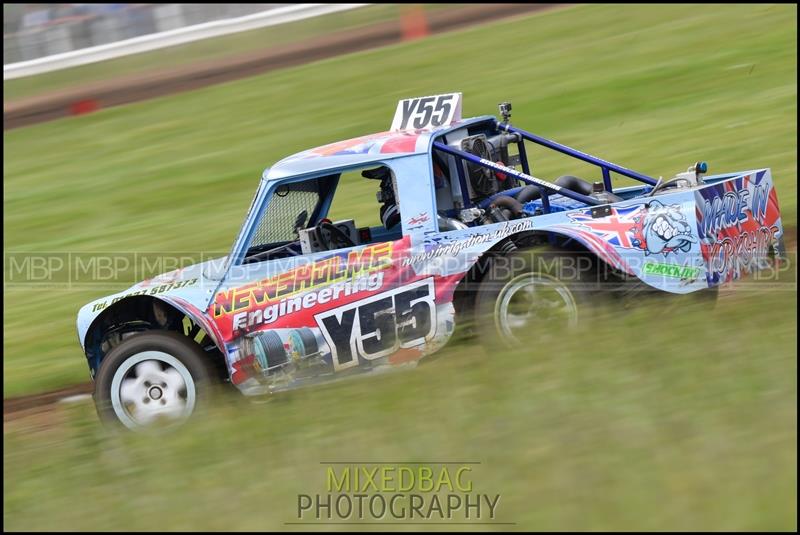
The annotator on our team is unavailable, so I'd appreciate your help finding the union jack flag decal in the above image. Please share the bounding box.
[568,204,646,249]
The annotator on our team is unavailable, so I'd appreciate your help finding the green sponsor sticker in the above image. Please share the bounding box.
[643,262,703,279]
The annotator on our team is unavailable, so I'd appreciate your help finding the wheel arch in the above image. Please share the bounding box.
[450,228,615,320]
[82,295,228,380]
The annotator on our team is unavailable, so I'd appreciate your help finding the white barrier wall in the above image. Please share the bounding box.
[3,4,368,80]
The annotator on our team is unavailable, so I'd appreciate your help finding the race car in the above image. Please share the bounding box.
[76,93,786,430]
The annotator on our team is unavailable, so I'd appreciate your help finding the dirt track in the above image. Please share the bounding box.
[3,3,560,130]
[4,382,93,423]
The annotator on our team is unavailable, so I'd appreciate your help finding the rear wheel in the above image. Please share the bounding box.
[94,331,217,431]
[473,247,605,349]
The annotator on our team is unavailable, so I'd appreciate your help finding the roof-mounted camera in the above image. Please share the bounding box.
[498,101,512,124]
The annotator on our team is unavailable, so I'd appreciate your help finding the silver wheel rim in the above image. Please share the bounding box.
[110,351,196,430]
[495,273,578,345]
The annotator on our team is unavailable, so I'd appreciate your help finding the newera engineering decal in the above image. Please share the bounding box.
[208,236,463,392]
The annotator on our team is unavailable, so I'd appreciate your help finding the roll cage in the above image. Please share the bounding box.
[430,120,659,213]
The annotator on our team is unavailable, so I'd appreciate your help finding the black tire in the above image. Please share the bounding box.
[473,247,606,350]
[94,330,217,432]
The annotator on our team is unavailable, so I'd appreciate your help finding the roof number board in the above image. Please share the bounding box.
[390,92,462,132]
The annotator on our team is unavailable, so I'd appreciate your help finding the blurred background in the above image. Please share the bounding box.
[3,3,797,531]
[4,4,286,63]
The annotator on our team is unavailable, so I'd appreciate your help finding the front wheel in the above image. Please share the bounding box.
[94,331,217,431]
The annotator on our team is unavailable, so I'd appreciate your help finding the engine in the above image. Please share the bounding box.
[459,133,518,202]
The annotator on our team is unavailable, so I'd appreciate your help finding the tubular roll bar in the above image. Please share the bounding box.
[432,142,601,209]
[498,122,659,188]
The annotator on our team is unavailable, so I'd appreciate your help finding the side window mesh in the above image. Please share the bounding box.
[251,180,320,246]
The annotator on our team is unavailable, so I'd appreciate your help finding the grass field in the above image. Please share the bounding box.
[4,293,796,530]
[3,4,797,530]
